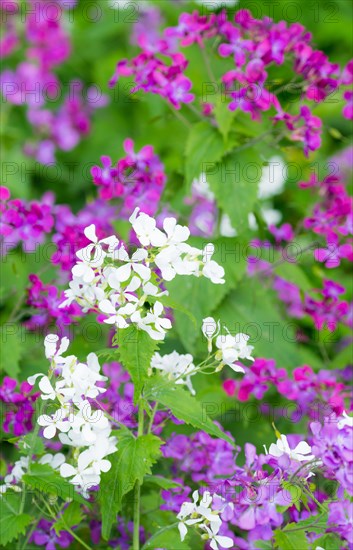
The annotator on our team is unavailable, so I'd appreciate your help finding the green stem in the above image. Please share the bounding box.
[133,403,144,550]
[147,402,158,434]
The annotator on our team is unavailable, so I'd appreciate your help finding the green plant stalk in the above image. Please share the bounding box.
[133,402,145,550]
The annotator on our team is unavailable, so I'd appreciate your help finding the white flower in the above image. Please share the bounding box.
[202,244,225,285]
[177,491,223,543]
[38,408,71,439]
[98,299,129,327]
[219,214,237,238]
[39,453,66,470]
[60,452,100,490]
[192,173,215,201]
[258,156,286,200]
[337,411,353,429]
[215,333,254,371]
[5,457,29,484]
[201,523,233,550]
[73,224,119,282]
[131,301,172,340]
[202,317,220,352]
[110,246,151,282]
[44,334,70,363]
[129,208,166,247]
[268,434,315,462]
[151,351,196,394]
[162,217,190,246]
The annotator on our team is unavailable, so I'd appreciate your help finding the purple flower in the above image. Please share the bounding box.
[31,520,72,550]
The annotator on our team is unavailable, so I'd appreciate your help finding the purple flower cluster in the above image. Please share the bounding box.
[223,360,351,420]
[0,377,38,436]
[1,0,106,162]
[111,8,350,155]
[300,173,353,269]
[30,519,72,550]
[0,186,54,254]
[91,138,166,217]
[310,416,353,496]
[51,199,116,274]
[25,274,81,331]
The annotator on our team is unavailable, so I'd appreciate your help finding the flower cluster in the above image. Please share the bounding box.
[223,360,352,420]
[166,429,325,546]
[0,186,54,254]
[310,414,353,496]
[0,376,38,436]
[111,8,350,155]
[0,0,105,162]
[177,490,233,550]
[301,173,353,269]
[60,210,225,340]
[28,335,117,497]
[25,274,81,331]
[91,138,166,216]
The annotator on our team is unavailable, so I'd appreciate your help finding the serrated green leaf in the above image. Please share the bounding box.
[185,121,225,187]
[144,375,234,446]
[117,326,159,402]
[208,150,262,234]
[314,533,341,549]
[99,431,163,540]
[274,526,309,550]
[53,502,83,535]
[22,463,86,504]
[18,433,45,456]
[0,493,32,546]
[214,97,236,139]
[166,237,246,353]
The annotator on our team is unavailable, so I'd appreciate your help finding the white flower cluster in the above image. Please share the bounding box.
[28,335,117,498]
[177,490,233,550]
[150,351,196,395]
[60,209,225,341]
[0,453,65,494]
[202,317,254,372]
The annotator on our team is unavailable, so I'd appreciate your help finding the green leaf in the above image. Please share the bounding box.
[208,150,262,234]
[253,542,273,550]
[0,324,22,377]
[185,121,225,187]
[144,375,234,446]
[18,434,45,456]
[213,279,310,369]
[0,493,32,546]
[142,523,189,549]
[22,463,86,504]
[53,502,83,535]
[314,533,341,549]
[214,97,236,139]
[116,326,159,402]
[144,476,182,490]
[288,513,328,534]
[166,237,246,354]
[274,526,309,550]
[99,430,163,540]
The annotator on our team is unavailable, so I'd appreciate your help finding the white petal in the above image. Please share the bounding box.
[43,424,56,439]
[60,463,77,478]
[99,300,116,315]
[44,334,59,359]
[216,536,233,548]
[178,522,187,542]
[84,224,98,243]
[27,373,44,386]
